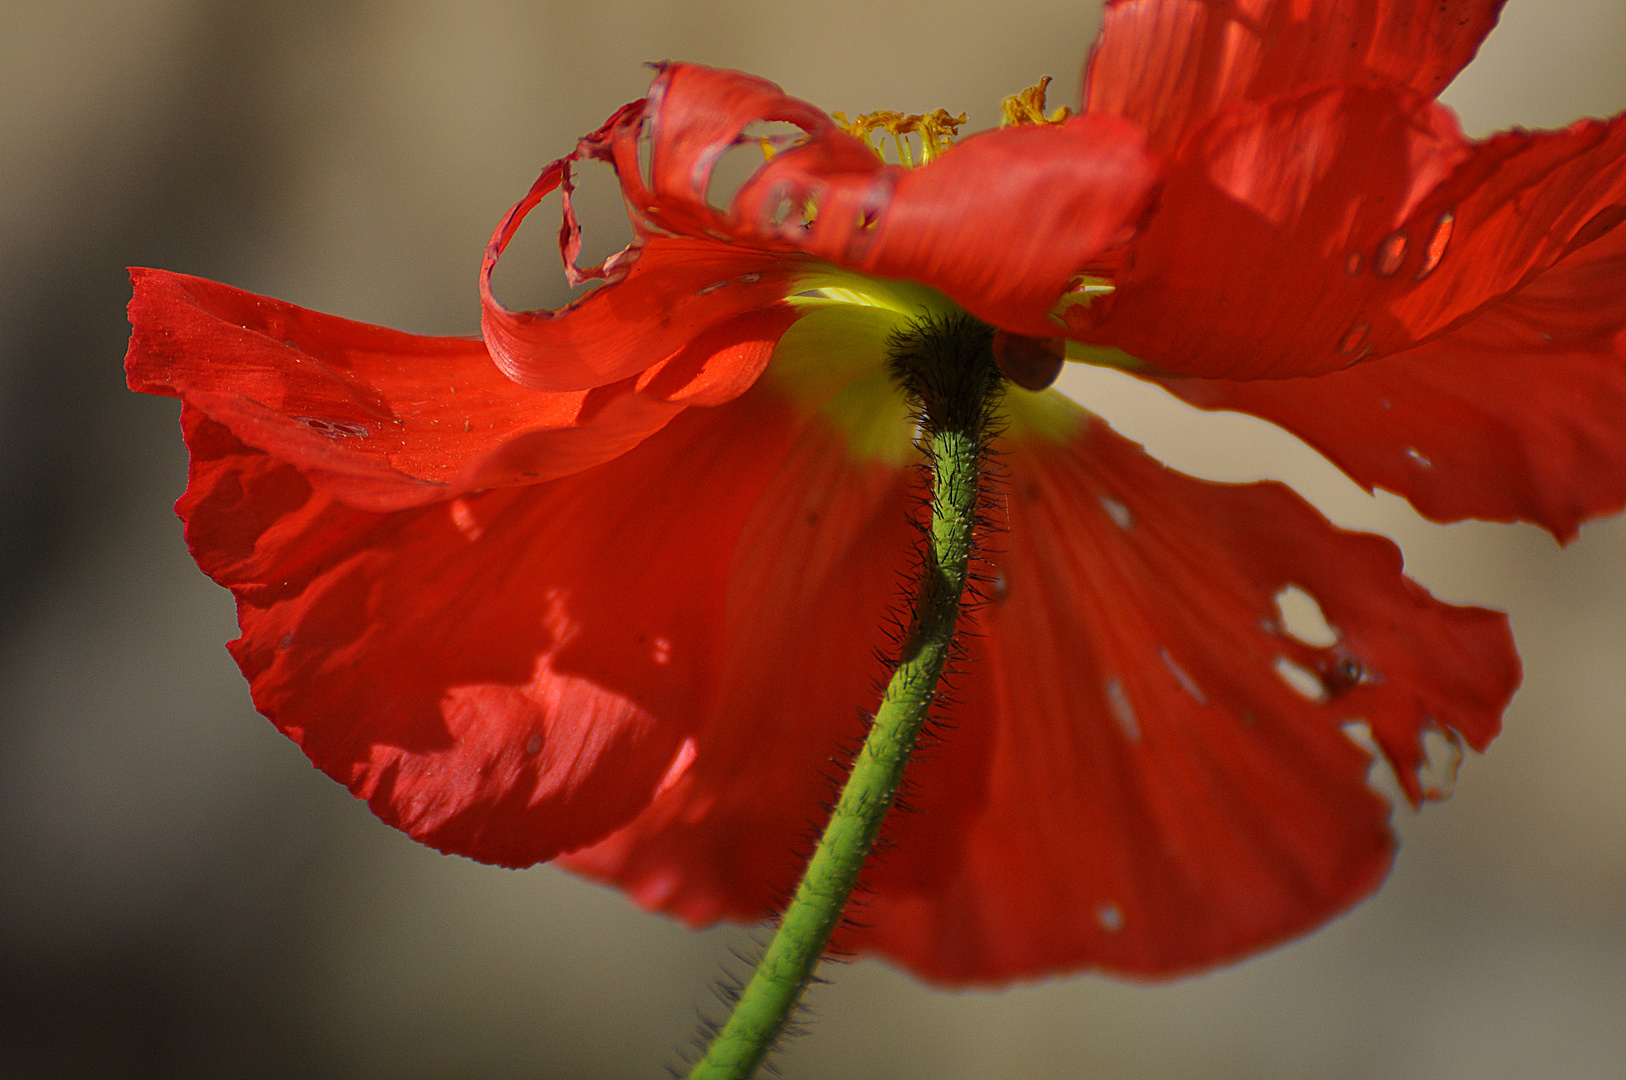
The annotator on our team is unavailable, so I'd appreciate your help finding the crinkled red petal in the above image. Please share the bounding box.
[844,414,1518,982]
[127,268,796,511]
[1085,0,1507,157]
[176,380,838,868]
[488,62,1158,355]
[479,149,807,393]
[561,400,1517,980]
[1076,90,1626,380]
[1163,220,1626,541]
[561,406,925,923]
[838,119,1157,338]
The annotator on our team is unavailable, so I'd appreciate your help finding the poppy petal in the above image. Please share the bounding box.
[839,118,1159,339]
[564,386,1516,980]
[843,397,1518,982]
[173,377,852,868]
[717,110,1159,338]
[498,63,1158,351]
[561,406,924,923]
[1074,88,1626,380]
[479,152,808,393]
[1163,220,1626,541]
[1084,0,1507,156]
[127,268,797,511]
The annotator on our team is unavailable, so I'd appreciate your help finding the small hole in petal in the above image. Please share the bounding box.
[1414,211,1454,281]
[1274,585,1338,647]
[1341,721,1405,815]
[1417,726,1464,800]
[1104,676,1140,742]
[1373,231,1409,277]
[1275,656,1327,702]
[704,121,807,213]
[1100,495,1133,530]
[795,190,821,230]
[1096,902,1124,933]
[635,117,654,189]
[766,187,820,233]
[769,192,796,227]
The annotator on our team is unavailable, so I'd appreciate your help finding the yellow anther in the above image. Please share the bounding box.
[832,107,967,167]
[1001,76,1071,128]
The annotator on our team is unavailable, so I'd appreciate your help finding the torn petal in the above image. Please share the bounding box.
[545,63,1158,344]
[1163,211,1626,540]
[840,397,1518,981]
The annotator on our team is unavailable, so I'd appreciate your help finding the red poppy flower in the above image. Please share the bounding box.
[126,0,1622,984]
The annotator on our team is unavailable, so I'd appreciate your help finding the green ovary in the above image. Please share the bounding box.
[765,268,1088,461]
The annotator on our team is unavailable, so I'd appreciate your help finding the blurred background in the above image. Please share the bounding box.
[3,1,1624,1076]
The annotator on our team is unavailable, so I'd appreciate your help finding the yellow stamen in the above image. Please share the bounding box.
[832,108,967,167]
[1001,76,1071,128]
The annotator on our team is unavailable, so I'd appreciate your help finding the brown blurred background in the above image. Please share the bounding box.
[2,1,1624,1077]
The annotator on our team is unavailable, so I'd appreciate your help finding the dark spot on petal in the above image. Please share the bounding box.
[294,416,370,438]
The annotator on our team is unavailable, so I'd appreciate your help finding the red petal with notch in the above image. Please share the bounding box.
[843,410,1518,982]
[1164,219,1626,541]
[1084,0,1507,157]
[175,378,851,868]
[127,268,797,511]
[1075,89,1626,380]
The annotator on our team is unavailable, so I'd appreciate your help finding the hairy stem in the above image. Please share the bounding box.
[685,314,999,1080]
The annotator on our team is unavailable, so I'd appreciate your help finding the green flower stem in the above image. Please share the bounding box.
[686,356,992,1080]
